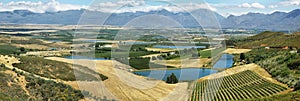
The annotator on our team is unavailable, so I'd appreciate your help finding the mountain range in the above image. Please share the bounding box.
[0,9,300,31]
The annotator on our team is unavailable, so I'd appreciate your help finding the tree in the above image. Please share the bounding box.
[152,56,157,60]
[183,49,188,54]
[192,53,198,58]
[157,56,163,60]
[20,47,25,52]
[166,73,178,84]
[240,53,246,61]
[167,53,170,56]
[287,60,300,70]
[0,63,5,67]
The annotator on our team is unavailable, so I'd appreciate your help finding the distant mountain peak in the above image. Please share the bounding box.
[269,11,287,15]
[221,9,300,31]
[0,9,300,31]
[286,9,300,18]
[13,10,33,13]
[12,10,35,17]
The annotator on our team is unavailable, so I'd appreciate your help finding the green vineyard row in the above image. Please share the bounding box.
[191,70,287,101]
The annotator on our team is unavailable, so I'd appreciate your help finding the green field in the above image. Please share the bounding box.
[93,44,159,58]
[38,30,74,42]
[191,70,287,101]
[94,51,158,58]
[0,44,18,55]
[198,48,225,58]
[116,57,175,70]
[13,56,108,81]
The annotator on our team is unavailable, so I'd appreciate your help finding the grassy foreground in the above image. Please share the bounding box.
[0,66,85,100]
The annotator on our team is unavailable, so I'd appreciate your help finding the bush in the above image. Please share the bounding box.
[294,81,300,91]
[25,76,85,100]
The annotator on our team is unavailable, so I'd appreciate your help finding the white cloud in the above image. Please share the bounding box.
[0,0,216,13]
[0,0,87,13]
[268,5,278,8]
[91,0,145,8]
[269,0,300,8]
[98,2,118,7]
[238,3,265,9]
[279,0,300,6]
[180,3,217,12]
[89,0,147,13]
[90,1,216,13]
[239,3,251,8]
[251,3,265,9]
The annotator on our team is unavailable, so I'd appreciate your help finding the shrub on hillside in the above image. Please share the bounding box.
[294,81,300,91]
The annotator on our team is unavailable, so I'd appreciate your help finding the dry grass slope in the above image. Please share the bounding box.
[237,31,300,48]
[46,57,189,101]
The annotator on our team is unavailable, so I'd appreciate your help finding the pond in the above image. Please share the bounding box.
[134,68,217,81]
[64,56,108,60]
[80,40,155,45]
[153,45,206,49]
[212,54,234,68]
[123,42,156,45]
[48,40,62,43]
[81,40,111,43]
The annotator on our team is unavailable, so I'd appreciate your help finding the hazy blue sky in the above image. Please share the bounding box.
[1,0,299,16]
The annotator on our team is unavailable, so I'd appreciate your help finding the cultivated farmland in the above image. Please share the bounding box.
[191,70,287,101]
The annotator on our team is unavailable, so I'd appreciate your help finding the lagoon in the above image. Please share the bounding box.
[134,68,217,81]
[153,45,206,49]
[212,54,234,68]
[134,54,234,81]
